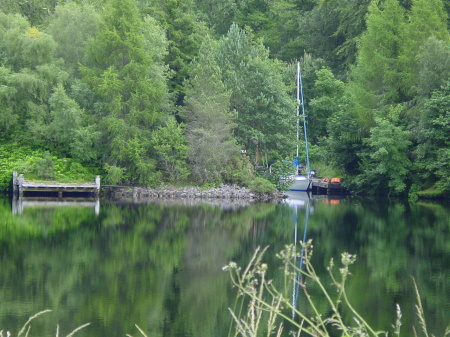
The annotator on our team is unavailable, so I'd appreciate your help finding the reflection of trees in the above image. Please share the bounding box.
[0,199,96,243]
[0,199,284,336]
[0,197,448,336]
[307,198,450,336]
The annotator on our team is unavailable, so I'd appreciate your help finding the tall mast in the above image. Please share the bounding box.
[298,61,311,178]
[296,63,300,175]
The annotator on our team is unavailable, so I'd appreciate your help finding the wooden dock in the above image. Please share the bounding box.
[311,177,346,194]
[12,171,100,199]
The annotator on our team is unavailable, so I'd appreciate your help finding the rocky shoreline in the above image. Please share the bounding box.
[101,184,287,202]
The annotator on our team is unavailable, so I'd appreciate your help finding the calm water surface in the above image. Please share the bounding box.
[0,193,449,336]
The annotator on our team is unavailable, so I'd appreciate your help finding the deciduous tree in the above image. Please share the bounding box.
[217,24,295,164]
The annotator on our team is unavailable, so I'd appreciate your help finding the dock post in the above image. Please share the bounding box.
[12,171,17,197]
[95,175,100,197]
[18,174,24,198]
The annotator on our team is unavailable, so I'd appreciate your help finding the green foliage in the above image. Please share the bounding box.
[0,143,97,191]
[355,112,412,196]
[45,2,101,73]
[260,160,295,192]
[222,154,255,186]
[350,0,405,110]
[0,0,449,193]
[79,0,169,186]
[183,33,239,184]
[414,80,450,194]
[2,24,57,71]
[308,68,346,141]
[217,24,296,161]
[103,163,126,185]
[247,177,276,194]
[416,37,450,98]
[326,105,363,175]
[399,0,450,98]
[151,117,190,184]
[142,0,208,106]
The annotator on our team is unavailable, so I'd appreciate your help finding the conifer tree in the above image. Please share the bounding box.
[82,0,169,185]
[182,34,238,183]
[399,0,450,98]
[349,0,405,111]
[143,0,208,106]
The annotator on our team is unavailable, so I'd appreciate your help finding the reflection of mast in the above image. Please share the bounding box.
[292,197,310,319]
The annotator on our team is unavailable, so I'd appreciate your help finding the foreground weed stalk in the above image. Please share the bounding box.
[1,310,90,337]
[223,241,446,337]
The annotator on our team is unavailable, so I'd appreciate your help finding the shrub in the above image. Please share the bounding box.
[248,177,276,194]
[259,160,295,191]
[0,144,98,192]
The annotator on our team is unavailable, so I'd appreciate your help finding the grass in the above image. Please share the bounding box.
[223,242,450,337]
[0,310,90,337]
[1,310,149,337]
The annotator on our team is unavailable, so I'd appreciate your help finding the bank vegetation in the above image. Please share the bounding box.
[0,0,449,198]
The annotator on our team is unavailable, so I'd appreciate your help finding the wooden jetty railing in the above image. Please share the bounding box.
[12,171,100,199]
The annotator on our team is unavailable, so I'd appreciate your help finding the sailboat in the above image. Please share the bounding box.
[289,61,312,192]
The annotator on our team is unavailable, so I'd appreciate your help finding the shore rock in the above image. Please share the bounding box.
[101,184,286,202]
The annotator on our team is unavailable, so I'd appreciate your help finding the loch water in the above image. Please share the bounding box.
[0,193,449,337]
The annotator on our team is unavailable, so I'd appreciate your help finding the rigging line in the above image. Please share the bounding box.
[298,61,311,179]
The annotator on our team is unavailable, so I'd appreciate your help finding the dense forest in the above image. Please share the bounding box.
[0,0,449,197]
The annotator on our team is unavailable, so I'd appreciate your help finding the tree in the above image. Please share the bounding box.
[308,68,345,142]
[349,0,405,111]
[81,0,169,185]
[399,0,449,99]
[182,34,239,184]
[415,80,450,193]
[1,19,57,72]
[0,67,19,139]
[327,0,372,73]
[0,13,69,142]
[216,24,296,164]
[151,117,190,184]
[325,97,363,175]
[194,0,246,36]
[356,108,412,196]
[143,0,208,106]
[45,3,100,74]
[416,37,450,99]
[0,0,58,25]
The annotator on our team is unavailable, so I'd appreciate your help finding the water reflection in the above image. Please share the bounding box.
[0,196,448,337]
[12,197,100,215]
[284,192,311,320]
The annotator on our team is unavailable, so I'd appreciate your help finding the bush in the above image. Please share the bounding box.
[248,177,276,194]
[259,160,295,191]
[0,143,98,192]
